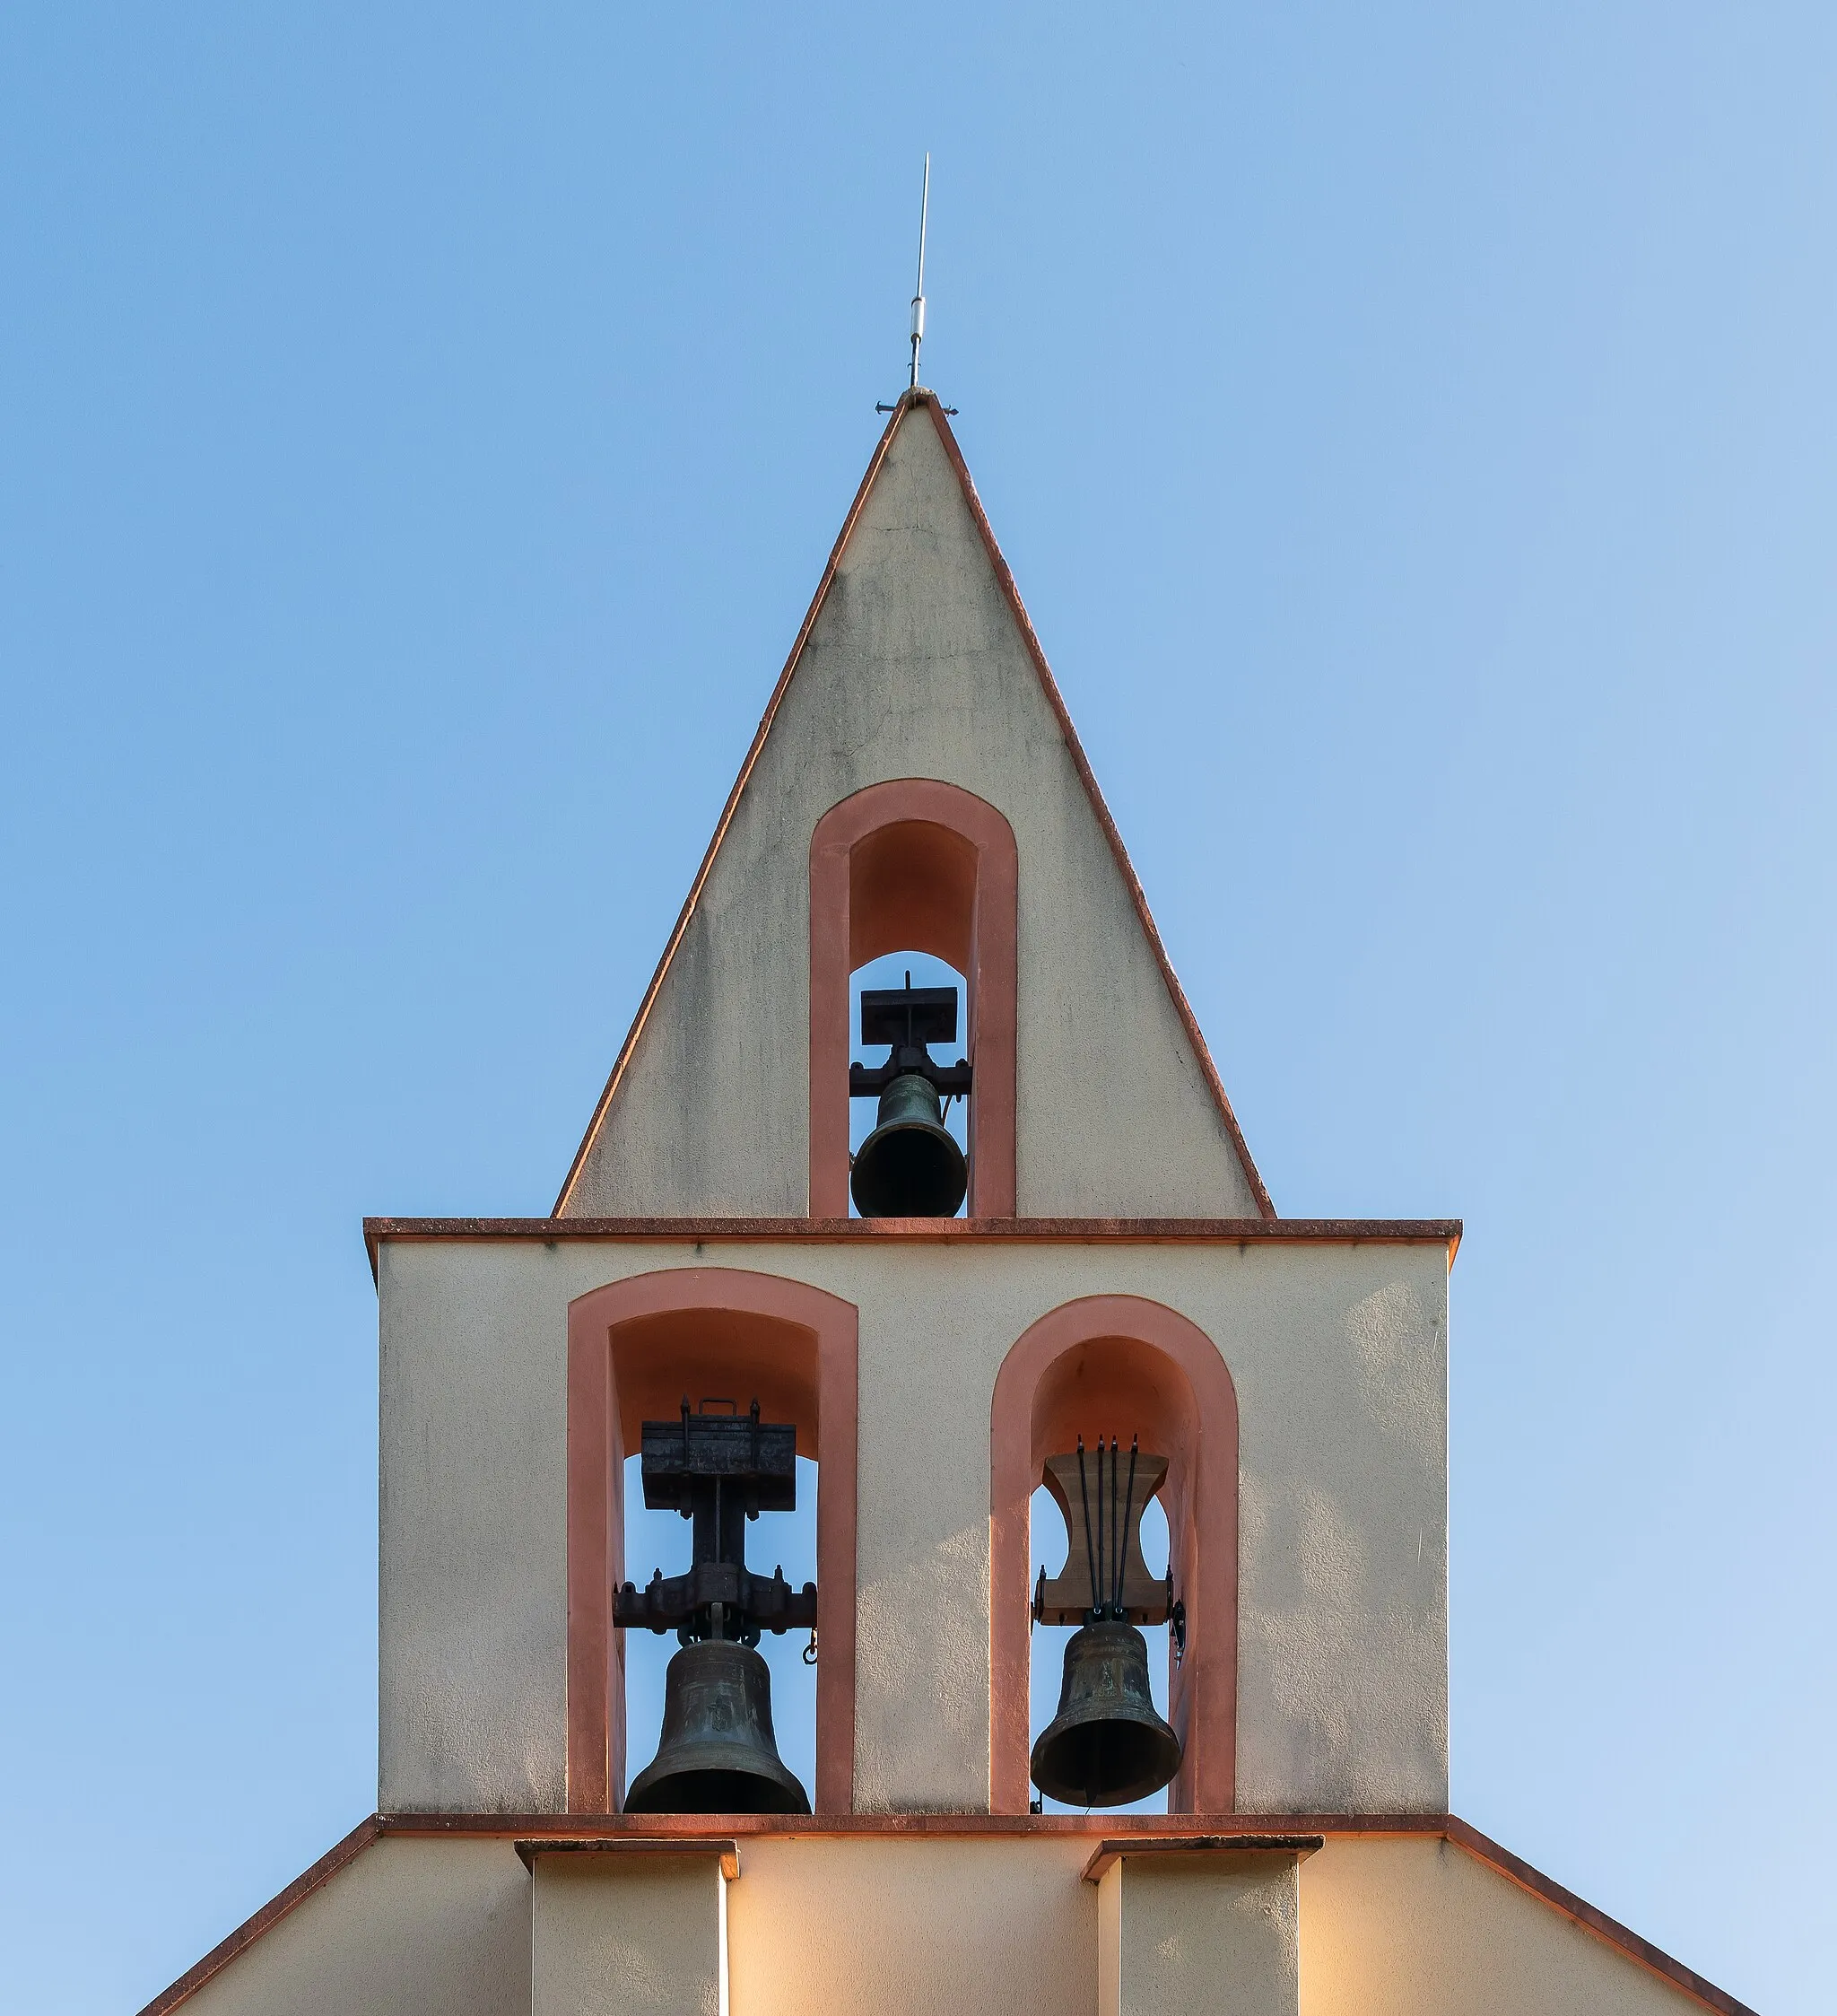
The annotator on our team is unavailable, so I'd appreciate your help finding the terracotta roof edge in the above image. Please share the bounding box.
[1445,1816,1758,2016]
[364,1215,1464,1278]
[135,1815,381,2016]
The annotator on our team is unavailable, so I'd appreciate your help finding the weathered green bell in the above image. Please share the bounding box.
[624,1638,810,1815]
[1030,1619,1182,1808]
[850,1069,967,1218]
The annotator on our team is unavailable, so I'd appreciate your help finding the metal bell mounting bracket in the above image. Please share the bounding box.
[848,981,972,1104]
[614,1398,817,1648]
[1032,1435,1182,1636]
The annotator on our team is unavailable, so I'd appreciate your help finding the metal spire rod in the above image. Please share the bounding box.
[909,153,929,390]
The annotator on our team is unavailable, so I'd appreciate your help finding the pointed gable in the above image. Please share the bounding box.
[556,396,1270,1219]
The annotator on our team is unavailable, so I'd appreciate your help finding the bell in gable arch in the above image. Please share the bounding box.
[849,979,971,1218]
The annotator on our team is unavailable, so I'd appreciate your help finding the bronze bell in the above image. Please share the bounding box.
[625,1638,810,1814]
[1030,1619,1183,1808]
[850,1069,967,1218]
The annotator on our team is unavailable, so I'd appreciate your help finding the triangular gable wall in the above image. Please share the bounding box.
[557,396,1271,1220]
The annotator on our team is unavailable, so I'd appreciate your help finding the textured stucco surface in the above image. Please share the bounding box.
[379,1244,572,1811]
[180,1838,527,2016]
[727,1835,1093,2016]
[170,1831,1711,2016]
[378,1236,1448,1815]
[531,1855,722,2016]
[1299,1837,1707,2015]
[562,406,1261,1219]
[1102,1855,1301,2016]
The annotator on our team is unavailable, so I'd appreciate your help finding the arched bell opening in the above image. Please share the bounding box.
[809,781,1017,1217]
[566,1271,859,1816]
[1028,1481,1174,1812]
[849,947,971,1219]
[990,1296,1239,1816]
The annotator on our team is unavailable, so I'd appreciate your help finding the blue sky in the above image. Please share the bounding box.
[2,6,1833,2012]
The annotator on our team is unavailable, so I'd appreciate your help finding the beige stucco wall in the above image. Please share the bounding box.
[378,1235,1448,1817]
[180,1837,527,2016]
[530,1853,723,2016]
[562,406,1262,1220]
[1101,1855,1302,2016]
[1299,1837,1705,2016]
[379,1244,570,1811]
[727,1835,1093,2016]
[170,1831,1718,2016]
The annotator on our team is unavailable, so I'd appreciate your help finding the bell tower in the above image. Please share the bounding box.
[144,391,1751,2016]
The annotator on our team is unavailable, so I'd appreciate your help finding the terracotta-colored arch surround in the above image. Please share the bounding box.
[809,779,1018,1217]
[566,1268,858,1814]
[990,1296,1239,1814]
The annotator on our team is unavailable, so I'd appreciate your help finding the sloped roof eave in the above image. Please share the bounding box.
[136,1811,1758,2016]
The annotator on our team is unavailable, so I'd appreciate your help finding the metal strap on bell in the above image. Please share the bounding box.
[1030,1435,1183,1808]
[624,1638,810,1815]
